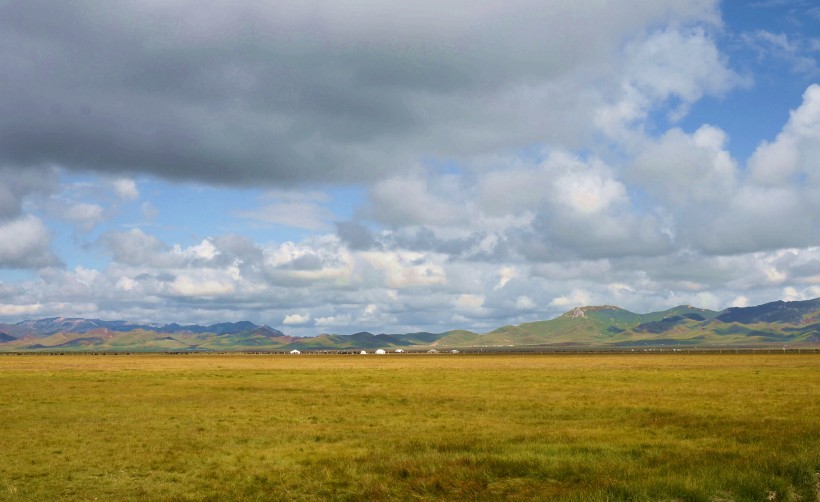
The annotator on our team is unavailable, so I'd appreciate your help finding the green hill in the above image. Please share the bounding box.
[1,298,819,352]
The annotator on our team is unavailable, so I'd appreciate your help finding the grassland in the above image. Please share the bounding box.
[1,354,818,501]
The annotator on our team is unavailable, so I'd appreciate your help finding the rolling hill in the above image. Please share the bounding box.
[1,298,819,352]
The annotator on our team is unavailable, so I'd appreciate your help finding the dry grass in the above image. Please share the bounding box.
[1,353,818,501]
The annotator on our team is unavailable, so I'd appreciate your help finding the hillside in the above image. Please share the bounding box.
[1,298,819,352]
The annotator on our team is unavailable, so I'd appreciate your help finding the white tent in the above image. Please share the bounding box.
[360,350,367,354]
[395,349,404,353]
[289,349,301,355]
[375,349,386,355]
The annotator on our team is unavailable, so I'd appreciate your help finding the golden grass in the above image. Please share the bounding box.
[0,353,818,501]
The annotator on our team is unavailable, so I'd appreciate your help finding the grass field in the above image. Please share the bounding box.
[1,353,818,501]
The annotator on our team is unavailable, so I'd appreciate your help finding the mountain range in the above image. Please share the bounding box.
[1,297,819,352]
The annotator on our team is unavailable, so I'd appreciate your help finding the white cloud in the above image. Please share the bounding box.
[0,215,59,269]
[168,274,236,298]
[456,294,485,310]
[748,83,820,187]
[174,239,219,261]
[367,174,468,227]
[632,125,738,206]
[550,289,592,308]
[111,178,139,200]
[283,313,311,325]
[63,203,105,232]
[101,229,171,267]
[358,250,447,289]
[552,158,627,215]
[0,303,43,317]
[742,30,819,76]
[597,25,742,139]
[238,191,333,230]
[116,276,139,292]
[5,2,820,338]
[315,314,352,326]
[623,27,740,105]
[515,296,536,310]
[494,266,518,290]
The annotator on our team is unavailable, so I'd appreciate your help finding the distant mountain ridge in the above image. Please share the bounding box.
[1,298,819,352]
[1,318,283,338]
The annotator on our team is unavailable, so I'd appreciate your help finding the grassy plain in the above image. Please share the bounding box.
[0,353,818,501]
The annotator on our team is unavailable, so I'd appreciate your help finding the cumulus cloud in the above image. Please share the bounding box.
[549,289,592,308]
[167,274,235,298]
[632,125,738,205]
[5,1,820,337]
[357,250,447,289]
[367,174,469,227]
[0,303,43,317]
[283,313,311,325]
[0,215,60,269]
[100,229,171,267]
[111,178,139,201]
[62,203,105,232]
[335,221,376,251]
[748,84,820,186]
[596,25,742,139]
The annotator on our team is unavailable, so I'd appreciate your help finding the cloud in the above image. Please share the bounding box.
[515,296,536,310]
[366,174,469,227]
[742,30,820,76]
[283,313,311,325]
[100,229,171,267]
[0,215,60,269]
[494,266,518,290]
[0,1,724,186]
[748,83,820,187]
[549,289,592,308]
[632,125,738,206]
[238,191,333,230]
[335,221,376,251]
[62,203,105,232]
[0,303,43,317]
[358,250,447,289]
[596,25,743,138]
[111,178,139,201]
[5,1,820,338]
[168,274,235,298]
[173,239,219,261]
[315,313,352,328]
[0,166,59,221]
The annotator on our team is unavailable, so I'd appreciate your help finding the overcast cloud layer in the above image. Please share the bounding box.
[1,1,820,335]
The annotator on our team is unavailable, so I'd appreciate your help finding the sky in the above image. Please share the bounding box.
[1,0,820,336]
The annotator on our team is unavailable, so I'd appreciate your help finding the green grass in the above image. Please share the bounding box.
[1,354,818,501]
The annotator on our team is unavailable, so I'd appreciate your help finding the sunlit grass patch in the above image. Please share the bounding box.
[0,353,818,501]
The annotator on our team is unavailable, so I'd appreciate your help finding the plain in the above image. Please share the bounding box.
[1,353,818,501]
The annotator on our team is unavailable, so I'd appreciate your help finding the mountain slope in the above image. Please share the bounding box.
[715,298,820,324]
[1,298,819,351]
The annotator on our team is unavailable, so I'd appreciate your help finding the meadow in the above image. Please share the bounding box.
[0,353,818,501]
